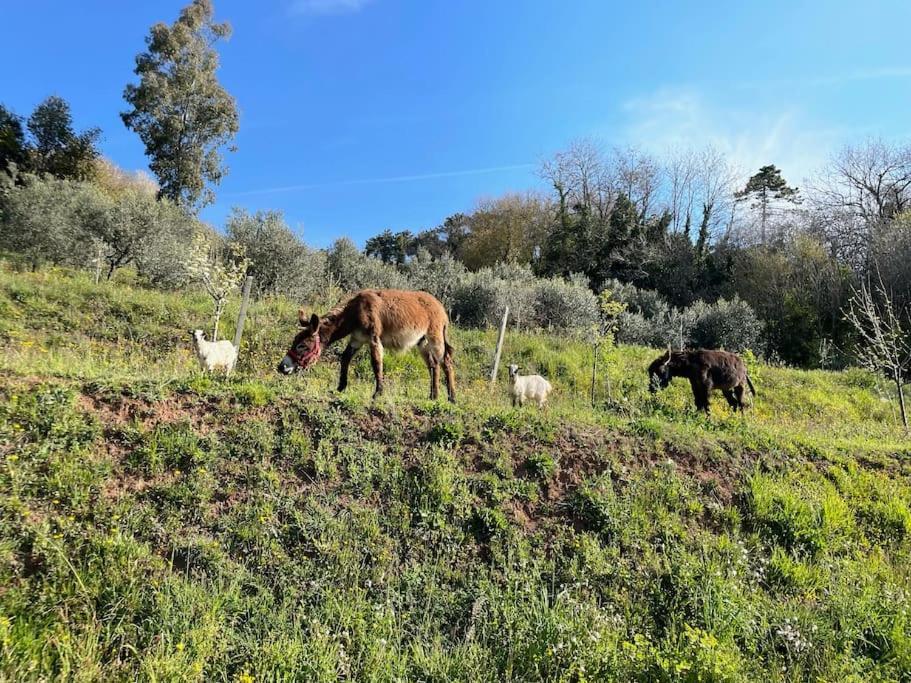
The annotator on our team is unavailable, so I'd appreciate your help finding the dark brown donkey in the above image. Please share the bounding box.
[648,346,755,413]
[277,289,456,402]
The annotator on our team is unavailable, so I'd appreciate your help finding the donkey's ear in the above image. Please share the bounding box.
[310,313,320,331]
[298,308,308,326]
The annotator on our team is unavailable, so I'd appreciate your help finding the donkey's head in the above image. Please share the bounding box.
[277,309,323,375]
[647,344,674,393]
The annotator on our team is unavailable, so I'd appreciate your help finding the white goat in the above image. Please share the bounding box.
[508,364,553,408]
[190,329,238,375]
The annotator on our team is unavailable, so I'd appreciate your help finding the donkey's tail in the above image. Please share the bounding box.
[746,375,756,396]
[443,324,454,359]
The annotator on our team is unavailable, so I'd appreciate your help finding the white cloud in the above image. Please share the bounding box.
[289,0,372,15]
[618,86,850,185]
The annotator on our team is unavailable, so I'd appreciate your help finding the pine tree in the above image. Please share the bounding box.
[735,165,799,243]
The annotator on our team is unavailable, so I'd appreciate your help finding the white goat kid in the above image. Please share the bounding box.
[190,329,238,375]
[508,364,553,408]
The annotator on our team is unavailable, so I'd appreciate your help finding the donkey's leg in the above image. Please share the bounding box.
[369,336,385,398]
[733,385,746,412]
[420,342,440,400]
[338,341,361,392]
[442,338,456,403]
[700,390,711,414]
[721,389,739,411]
[690,378,710,414]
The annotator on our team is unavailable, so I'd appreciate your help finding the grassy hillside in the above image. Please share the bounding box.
[1,267,910,682]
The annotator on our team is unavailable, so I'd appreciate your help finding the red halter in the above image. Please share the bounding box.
[287,334,322,369]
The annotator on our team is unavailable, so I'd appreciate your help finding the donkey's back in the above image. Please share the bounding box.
[346,289,448,351]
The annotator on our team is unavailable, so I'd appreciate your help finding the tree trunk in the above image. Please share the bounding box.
[233,276,253,349]
[94,244,103,284]
[591,344,597,408]
[213,299,224,341]
[897,376,908,430]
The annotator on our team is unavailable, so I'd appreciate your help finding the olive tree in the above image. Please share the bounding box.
[0,174,95,270]
[226,208,327,301]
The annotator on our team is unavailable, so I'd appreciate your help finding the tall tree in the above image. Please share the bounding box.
[459,193,551,270]
[411,227,448,258]
[735,164,799,244]
[0,105,28,176]
[810,139,911,267]
[665,147,698,236]
[26,97,100,181]
[122,0,238,211]
[365,229,415,265]
[439,213,471,254]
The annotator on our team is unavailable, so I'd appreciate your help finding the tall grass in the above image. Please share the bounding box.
[1,266,910,681]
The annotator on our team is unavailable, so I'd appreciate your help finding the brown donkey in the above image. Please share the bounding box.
[277,289,456,402]
[648,346,756,413]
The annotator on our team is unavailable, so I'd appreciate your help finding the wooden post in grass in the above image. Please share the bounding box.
[94,243,103,285]
[490,306,509,385]
[233,276,254,350]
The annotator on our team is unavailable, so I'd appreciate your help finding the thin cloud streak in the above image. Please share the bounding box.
[737,66,911,90]
[223,163,535,198]
[289,0,372,16]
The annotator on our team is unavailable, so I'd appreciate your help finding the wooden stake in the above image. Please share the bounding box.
[233,275,254,350]
[490,306,509,384]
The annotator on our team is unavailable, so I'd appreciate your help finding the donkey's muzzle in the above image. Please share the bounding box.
[277,355,296,375]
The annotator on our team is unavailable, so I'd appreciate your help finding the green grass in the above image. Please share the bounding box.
[1,266,910,681]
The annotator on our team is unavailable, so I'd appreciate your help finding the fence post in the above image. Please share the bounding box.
[489,306,509,385]
[94,243,103,285]
[233,276,254,350]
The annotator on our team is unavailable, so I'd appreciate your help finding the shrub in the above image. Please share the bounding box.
[524,451,558,480]
[426,419,464,446]
[688,296,763,352]
[605,279,763,352]
[450,265,536,329]
[533,274,599,330]
[226,208,327,302]
[130,199,198,288]
[0,174,97,270]
[603,278,667,319]
[326,238,410,292]
[405,248,466,312]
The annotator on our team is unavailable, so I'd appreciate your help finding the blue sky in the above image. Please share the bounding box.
[3,1,911,247]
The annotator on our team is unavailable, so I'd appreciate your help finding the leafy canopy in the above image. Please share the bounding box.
[121,0,238,211]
